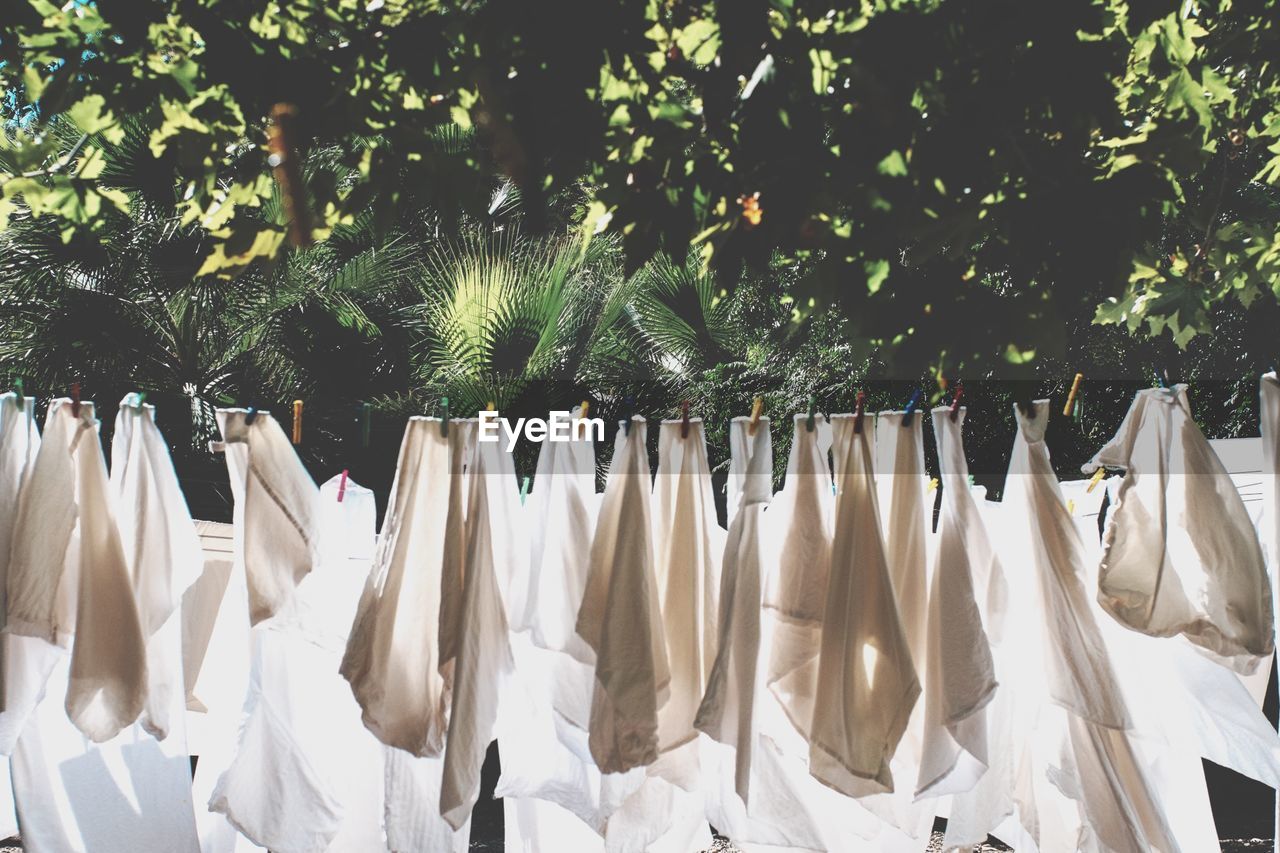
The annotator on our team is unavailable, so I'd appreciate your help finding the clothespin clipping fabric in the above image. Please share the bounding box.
[337,469,349,503]
[1063,373,1083,417]
[748,397,763,436]
[292,400,303,445]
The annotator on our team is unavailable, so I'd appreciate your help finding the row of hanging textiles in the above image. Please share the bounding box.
[0,374,1275,851]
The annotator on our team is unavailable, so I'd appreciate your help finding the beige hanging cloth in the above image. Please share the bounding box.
[340,417,473,757]
[6,398,148,743]
[874,410,929,674]
[695,415,770,805]
[110,395,205,740]
[916,406,999,799]
[651,417,723,771]
[763,413,834,736]
[1084,385,1273,671]
[808,413,919,796]
[216,409,319,625]
[576,416,669,774]
[439,436,518,830]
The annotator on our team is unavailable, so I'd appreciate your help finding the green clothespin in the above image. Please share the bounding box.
[440,397,449,437]
[805,395,816,432]
[1072,395,1082,424]
[13,378,23,405]
[520,475,531,504]
[360,402,372,448]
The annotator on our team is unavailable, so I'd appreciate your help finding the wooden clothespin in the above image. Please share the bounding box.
[337,469,349,503]
[292,399,303,444]
[440,397,449,437]
[901,389,922,426]
[360,402,371,448]
[1063,372,1083,417]
[1086,467,1106,494]
[853,390,867,434]
[748,396,763,436]
[70,381,81,417]
[949,382,965,422]
[680,400,691,438]
[805,395,816,432]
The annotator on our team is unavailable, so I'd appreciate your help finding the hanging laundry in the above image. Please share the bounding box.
[650,416,723,792]
[1261,371,1279,638]
[695,415,770,805]
[916,407,999,799]
[209,474,385,853]
[1000,400,1179,853]
[808,413,919,797]
[763,413,834,737]
[874,410,930,675]
[0,390,57,756]
[6,398,148,743]
[1084,385,1273,671]
[110,395,205,740]
[440,434,518,829]
[340,417,473,757]
[215,409,319,625]
[576,416,669,774]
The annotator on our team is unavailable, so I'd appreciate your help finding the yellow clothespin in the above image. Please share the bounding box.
[1066,498,1076,515]
[292,400,303,444]
[1086,467,1106,493]
[927,477,939,493]
[486,400,495,411]
[748,396,763,436]
[1063,372,1083,417]
[579,400,590,419]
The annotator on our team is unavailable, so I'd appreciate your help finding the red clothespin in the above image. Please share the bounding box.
[853,390,867,434]
[680,400,691,438]
[337,469,349,503]
[949,382,965,421]
[71,382,81,417]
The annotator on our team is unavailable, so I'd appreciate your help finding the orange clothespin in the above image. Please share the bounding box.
[292,399,303,444]
[337,469,349,503]
[853,390,867,434]
[748,396,764,436]
[680,400,691,438]
[1086,467,1106,494]
[1063,373,1083,417]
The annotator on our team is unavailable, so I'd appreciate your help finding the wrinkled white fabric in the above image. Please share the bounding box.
[0,391,58,756]
[440,436,518,829]
[7,398,148,743]
[210,475,385,853]
[695,416,770,804]
[576,417,669,774]
[917,407,998,799]
[1084,385,1273,671]
[341,418,472,757]
[763,414,833,737]
[807,413,919,796]
[215,409,319,626]
[874,411,929,676]
[110,396,204,740]
[384,746,469,852]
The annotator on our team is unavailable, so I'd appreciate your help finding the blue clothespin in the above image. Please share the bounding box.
[440,397,449,437]
[901,389,922,426]
[245,406,259,425]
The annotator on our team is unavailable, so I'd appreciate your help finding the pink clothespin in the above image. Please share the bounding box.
[337,469,349,503]
[949,382,964,421]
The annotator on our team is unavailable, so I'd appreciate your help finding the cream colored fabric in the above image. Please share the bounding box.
[110,396,204,740]
[809,413,919,796]
[917,407,998,799]
[215,409,318,626]
[576,417,669,774]
[340,418,473,757]
[1085,385,1274,671]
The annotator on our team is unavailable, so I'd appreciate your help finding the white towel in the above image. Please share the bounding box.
[340,417,472,757]
[809,413,919,796]
[1085,385,1273,671]
[576,417,669,774]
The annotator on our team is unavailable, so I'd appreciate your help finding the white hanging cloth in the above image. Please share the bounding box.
[1084,385,1273,671]
[209,474,385,853]
[1001,400,1179,853]
[340,417,472,757]
[6,398,148,743]
[763,414,833,737]
[109,395,204,740]
[214,409,319,626]
[576,416,669,774]
[808,413,919,797]
[695,415,770,804]
[0,391,57,757]
[439,433,518,829]
[1263,370,1280,853]
[917,406,999,799]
